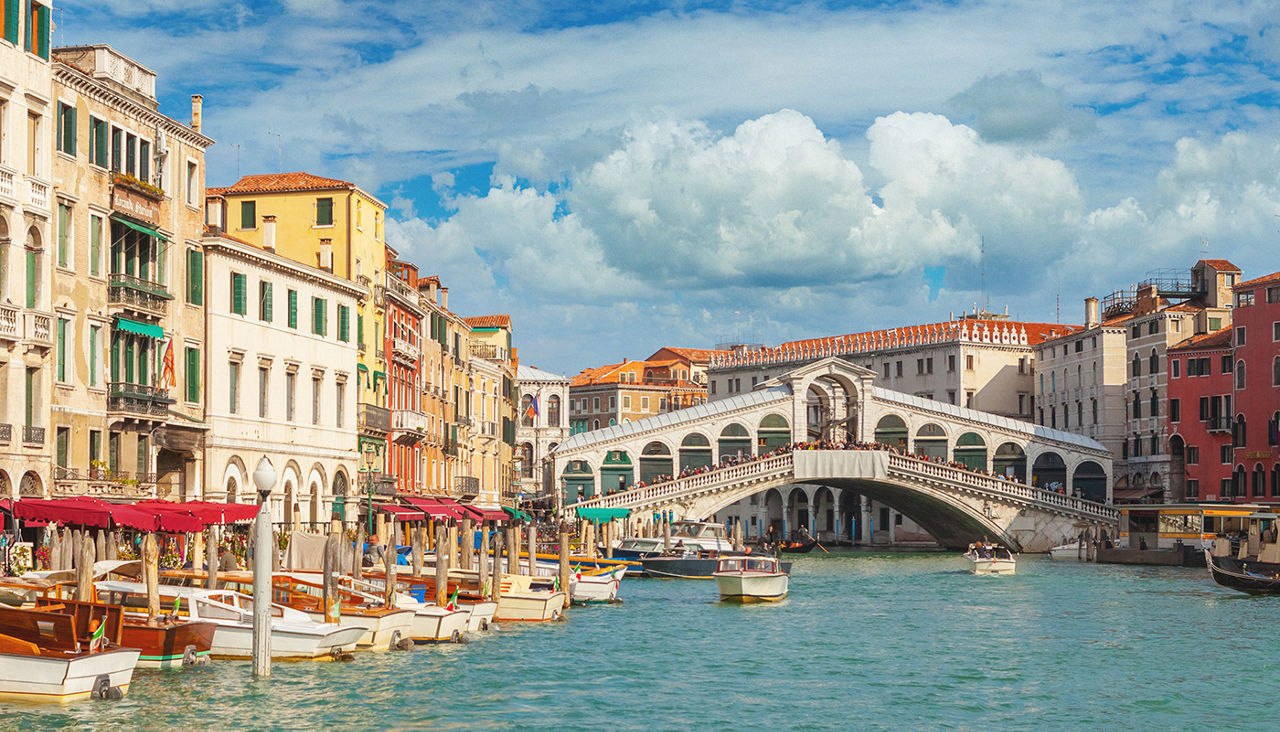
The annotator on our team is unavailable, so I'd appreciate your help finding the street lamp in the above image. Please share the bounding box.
[250,456,276,678]
[363,445,379,535]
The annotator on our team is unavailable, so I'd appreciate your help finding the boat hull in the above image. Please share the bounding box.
[407,607,470,644]
[208,622,364,660]
[642,556,793,579]
[1048,541,1084,561]
[121,621,217,669]
[494,592,567,622]
[0,648,140,703]
[1205,550,1280,594]
[460,601,498,632]
[968,558,1017,575]
[714,572,789,602]
[570,567,625,605]
[299,609,416,650]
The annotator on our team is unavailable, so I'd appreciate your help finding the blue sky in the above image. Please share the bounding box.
[60,0,1280,375]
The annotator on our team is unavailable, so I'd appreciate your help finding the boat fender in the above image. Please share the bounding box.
[91,674,122,700]
[182,645,199,667]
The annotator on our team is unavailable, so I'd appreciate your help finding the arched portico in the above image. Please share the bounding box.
[639,441,674,484]
[679,433,713,472]
[718,424,751,461]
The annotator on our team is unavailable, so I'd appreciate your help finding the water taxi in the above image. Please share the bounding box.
[0,604,140,702]
[612,521,734,562]
[964,543,1017,575]
[713,555,789,602]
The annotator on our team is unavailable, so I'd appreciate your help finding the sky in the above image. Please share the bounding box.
[58,0,1280,376]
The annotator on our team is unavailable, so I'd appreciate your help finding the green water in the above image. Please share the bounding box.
[5,553,1276,730]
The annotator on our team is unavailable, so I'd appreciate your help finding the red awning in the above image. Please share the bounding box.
[13,498,165,532]
[450,500,507,523]
[137,500,261,525]
[402,496,464,520]
[378,504,425,521]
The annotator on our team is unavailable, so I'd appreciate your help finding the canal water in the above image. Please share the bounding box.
[7,552,1277,730]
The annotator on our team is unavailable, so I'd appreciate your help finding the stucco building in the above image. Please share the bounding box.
[516,363,570,506]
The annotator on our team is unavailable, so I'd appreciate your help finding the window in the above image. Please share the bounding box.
[641,396,650,411]
[592,397,600,412]
[948,355,956,372]
[184,248,203,305]
[25,1,49,58]
[1018,357,1027,373]
[259,280,273,322]
[230,272,247,315]
[1148,320,1158,335]
[1236,326,1246,347]
[1131,353,1141,377]
[895,361,903,377]
[89,215,102,277]
[1017,394,1027,413]
[1236,360,1246,390]
[1074,340,1082,353]
[185,347,199,403]
[139,140,150,183]
[965,390,974,408]
[1133,393,1141,419]
[1150,389,1158,417]
[137,435,148,474]
[1091,398,1098,424]
[286,371,296,421]
[1171,359,1180,378]
[55,427,68,468]
[56,202,70,267]
[1236,290,1255,308]
[883,363,890,378]
[1274,357,1280,388]
[240,200,256,230]
[916,358,924,375]
[1220,445,1232,464]
[622,395,631,409]
[1221,355,1232,374]
[89,325,100,387]
[55,317,67,381]
[1149,349,1158,374]
[89,430,101,468]
[336,382,345,427]
[609,396,617,411]
[287,289,298,329]
[338,305,350,342]
[1169,398,1179,422]
[259,366,269,418]
[311,297,327,336]
[1187,446,1199,465]
[1186,479,1199,498]
[124,132,136,176]
[965,355,974,371]
[1268,286,1280,304]
[108,431,120,472]
[229,361,240,414]
[312,377,322,425]
[56,101,75,155]
[1208,316,1222,330]
[90,117,107,167]
[316,197,333,226]
[1274,322,1280,342]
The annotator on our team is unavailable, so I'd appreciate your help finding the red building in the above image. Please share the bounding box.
[1230,272,1280,501]
[385,256,427,493]
[1167,328,1234,500]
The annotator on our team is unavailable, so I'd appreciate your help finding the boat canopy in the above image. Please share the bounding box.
[576,507,631,523]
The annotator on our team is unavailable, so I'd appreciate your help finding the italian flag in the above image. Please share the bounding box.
[89,619,105,652]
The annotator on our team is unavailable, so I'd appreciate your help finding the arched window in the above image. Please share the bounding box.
[1236,360,1246,390]
[25,226,41,309]
[1149,348,1159,373]
[547,395,561,427]
[1234,415,1246,448]
[1272,464,1280,498]
[1149,389,1158,417]
[1132,353,1141,377]
[1253,464,1265,498]
[520,395,534,427]
[1273,357,1280,388]
[520,443,534,478]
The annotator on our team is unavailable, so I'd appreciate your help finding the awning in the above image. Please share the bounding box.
[12,497,204,532]
[1112,488,1162,502]
[576,507,631,522]
[502,506,532,522]
[111,214,169,242]
[114,316,164,339]
[402,496,464,520]
[135,499,260,526]
[378,504,425,521]
[451,500,507,523]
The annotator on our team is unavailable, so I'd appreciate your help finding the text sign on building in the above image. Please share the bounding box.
[111,185,160,226]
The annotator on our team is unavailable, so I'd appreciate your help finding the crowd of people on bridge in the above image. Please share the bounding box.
[613,437,1090,500]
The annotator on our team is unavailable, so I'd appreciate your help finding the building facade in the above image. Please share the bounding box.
[1228,272,1280,502]
[1166,328,1234,502]
[516,364,570,506]
[465,315,517,506]
[384,256,426,494]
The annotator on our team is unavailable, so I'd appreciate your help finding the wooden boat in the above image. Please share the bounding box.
[1049,539,1085,561]
[96,581,363,661]
[713,555,789,602]
[778,538,818,554]
[286,573,470,644]
[261,574,416,651]
[383,562,565,622]
[1204,550,1280,594]
[38,598,215,669]
[964,543,1017,575]
[642,552,793,579]
[357,570,499,633]
[0,604,140,702]
[528,559,625,605]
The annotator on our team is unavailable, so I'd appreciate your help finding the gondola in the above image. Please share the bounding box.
[1204,550,1280,594]
[777,538,818,554]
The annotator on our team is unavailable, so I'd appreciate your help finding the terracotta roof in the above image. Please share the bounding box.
[209,172,356,195]
[464,314,511,329]
[1236,271,1280,289]
[1169,328,1232,352]
[1164,301,1206,313]
[647,347,728,363]
[776,319,1077,352]
[1197,259,1241,272]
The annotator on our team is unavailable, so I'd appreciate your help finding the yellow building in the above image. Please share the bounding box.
[205,173,391,494]
[464,315,517,507]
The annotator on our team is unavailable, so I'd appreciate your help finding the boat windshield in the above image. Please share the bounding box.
[718,559,744,571]
[744,558,774,572]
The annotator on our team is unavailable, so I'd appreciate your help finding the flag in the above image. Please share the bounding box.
[572,564,582,582]
[89,618,105,652]
[173,596,182,615]
[445,589,459,612]
[525,391,540,420]
[158,338,176,391]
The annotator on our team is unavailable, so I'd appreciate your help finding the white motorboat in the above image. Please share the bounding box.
[95,581,363,660]
[964,543,1017,575]
[712,555,789,603]
[0,604,139,702]
[459,599,499,632]
[613,521,734,563]
[333,575,470,644]
[447,570,566,622]
[531,560,626,605]
[1049,539,1085,561]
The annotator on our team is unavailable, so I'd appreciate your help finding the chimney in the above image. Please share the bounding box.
[262,215,277,252]
[1084,297,1099,329]
[205,197,223,231]
[319,238,332,272]
[441,287,448,309]
[191,95,203,133]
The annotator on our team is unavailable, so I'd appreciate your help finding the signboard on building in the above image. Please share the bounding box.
[111,184,160,225]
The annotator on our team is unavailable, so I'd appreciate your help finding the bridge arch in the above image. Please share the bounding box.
[792,367,866,443]
[1032,451,1067,491]
[874,414,909,449]
[954,432,987,471]
[813,486,836,535]
[563,459,595,503]
[1073,460,1107,502]
[679,432,713,472]
[639,441,675,484]
[992,442,1027,482]
[913,422,949,460]
[787,487,811,536]
[764,488,785,535]
[718,423,752,462]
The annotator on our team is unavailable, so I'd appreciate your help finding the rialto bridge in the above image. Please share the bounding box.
[549,359,1119,552]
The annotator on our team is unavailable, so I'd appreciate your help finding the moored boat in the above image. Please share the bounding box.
[1049,539,1085,561]
[612,521,734,563]
[41,598,215,669]
[713,555,789,603]
[777,538,818,554]
[964,543,1017,575]
[0,604,140,702]
[641,552,792,579]
[1204,550,1280,594]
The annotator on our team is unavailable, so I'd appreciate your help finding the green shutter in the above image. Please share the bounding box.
[317,197,333,226]
[338,305,349,341]
[186,347,199,403]
[36,3,48,58]
[56,428,67,468]
[89,327,97,387]
[4,0,17,44]
[56,203,68,266]
[240,201,255,229]
[93,119,107,167]
[288,289,298,329]
[56,318,66,381]
[232,273,246,315]
[90,216,101,276]
[260,281,273,322]
[25,248,35,308]
[357,314,364,345]
[187,249,202,304]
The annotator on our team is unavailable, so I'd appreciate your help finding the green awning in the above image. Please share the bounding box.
[576,507,631,523]
[114,316,164,339]
[502,506,532,522]
[111,214,169,242]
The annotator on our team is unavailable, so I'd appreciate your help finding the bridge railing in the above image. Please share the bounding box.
[886,453,1119,521]
[568,454,794,511]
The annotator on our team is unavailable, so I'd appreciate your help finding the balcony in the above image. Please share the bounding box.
[479,420,499,440]
[24,310,52,348]
[22,425,45,445]
[1207,416,1231,434]
[469,343,503,361]
[392,409,428,445]
[107,382,172,419]
[359,402,391,435]
[455,414,473,428]
[53,467,155,499]
[27,179,49,211]
[391,335,421,365]
[0,423,10,444]
[108,273,172,317]
[0,303,18,341]
[0,166,14,199]
[454,475,480,497]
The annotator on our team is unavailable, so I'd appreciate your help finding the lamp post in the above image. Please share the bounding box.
[363,445,378,536]
[251,456,276,678]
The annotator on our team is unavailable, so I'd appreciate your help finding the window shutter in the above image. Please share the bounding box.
[357,314,364,344]
[90,217,101,276]
[187,249,203,305]
[232,273,246,315]
[321,299,328,335]
[56,318,66,381]
[25,249,35,308]
[241,201,255,229]
[56,203,68,266]
[66,105,76,155]
[4,1,17,44]
[288,289,298,328]
[89,327,97,387]
[338,305,349,341]
[186,347,199,402]
[317,197,333,226]
[261,281,273,321]
[36,3,48,58]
